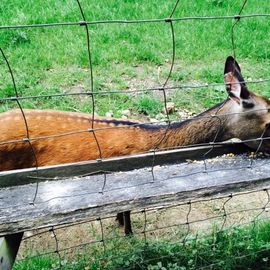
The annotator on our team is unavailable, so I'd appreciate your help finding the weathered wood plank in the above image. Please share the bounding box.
[0,143,247,188]
[0,155,269,236]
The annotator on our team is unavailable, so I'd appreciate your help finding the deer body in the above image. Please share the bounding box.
[1,90,269,172]
[0,107,223,171]
[1,57,270,172]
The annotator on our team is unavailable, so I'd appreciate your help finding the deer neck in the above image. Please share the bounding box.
[148,101,233,149]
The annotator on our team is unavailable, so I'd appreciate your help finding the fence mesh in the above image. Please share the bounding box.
[1,0,270,269]
[15,188,270,269]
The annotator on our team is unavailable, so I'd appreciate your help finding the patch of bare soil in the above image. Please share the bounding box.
[18,189,270,260]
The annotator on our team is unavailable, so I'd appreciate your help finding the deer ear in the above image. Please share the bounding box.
[224,56,250,104]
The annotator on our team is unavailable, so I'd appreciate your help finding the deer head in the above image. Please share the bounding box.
[224,56,270,153]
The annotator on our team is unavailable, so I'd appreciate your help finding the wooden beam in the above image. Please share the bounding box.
[0,155,269,236]
[0,142,247,188]
[0,233,23,270]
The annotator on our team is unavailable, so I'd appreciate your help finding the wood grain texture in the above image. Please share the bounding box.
[0,154,269,236]
[0,143,247,188]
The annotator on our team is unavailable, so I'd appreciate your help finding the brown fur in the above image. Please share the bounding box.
[1,57,270,171]
[0,95,269,172]
[0,108,222,170]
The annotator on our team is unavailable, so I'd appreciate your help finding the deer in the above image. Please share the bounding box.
[0,56,270,235]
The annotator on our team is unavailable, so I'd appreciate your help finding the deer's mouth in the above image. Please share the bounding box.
[243,126,270,154]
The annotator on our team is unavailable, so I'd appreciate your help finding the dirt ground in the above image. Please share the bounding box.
[18,188,270,260]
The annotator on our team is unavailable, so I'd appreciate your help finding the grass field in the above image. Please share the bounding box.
[0,0,270,118]
[14,221,270,270]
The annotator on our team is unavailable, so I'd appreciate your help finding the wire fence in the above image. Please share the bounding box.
[15,188,270,269]
[1,0,270,269]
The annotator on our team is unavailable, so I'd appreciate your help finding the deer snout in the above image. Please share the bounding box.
[260,123,270,153]
[243,123,270,153]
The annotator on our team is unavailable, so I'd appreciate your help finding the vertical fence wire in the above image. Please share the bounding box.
[0,48,40,204]
[50,227,62,269]
[202,0,250,172]
[76,0,102,158]
[182,200,191,246]
[150,1,179,181]
[231,0,248,60]
[76,0,108,192]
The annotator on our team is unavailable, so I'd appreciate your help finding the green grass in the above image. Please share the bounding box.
[136,95,164,116]
[14,221,270,270]
[1,0,270,117]
[2,1,270,268]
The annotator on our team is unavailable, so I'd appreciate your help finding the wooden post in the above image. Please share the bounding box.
[0,233,23,270]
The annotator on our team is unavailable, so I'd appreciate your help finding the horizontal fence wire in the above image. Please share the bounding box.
[1,0,270,269]
[1,79,270,102]
[0,13,270,30]
[1,110,270,146]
